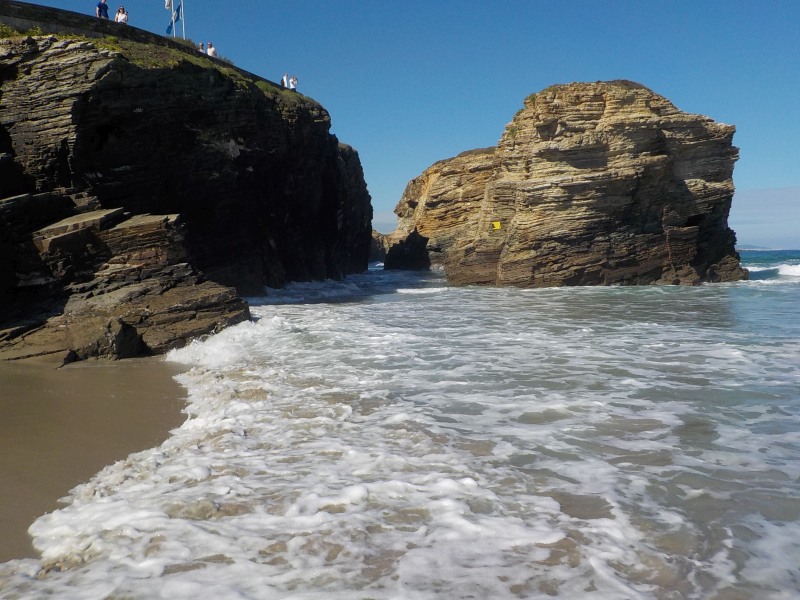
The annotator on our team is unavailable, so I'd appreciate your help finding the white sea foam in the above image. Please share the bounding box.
[745,261,800,283]
[778,263,800,277]
[2,267,800,598]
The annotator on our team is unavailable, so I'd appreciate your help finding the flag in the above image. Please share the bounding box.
[166,2,181,34]
[165,0,172,9]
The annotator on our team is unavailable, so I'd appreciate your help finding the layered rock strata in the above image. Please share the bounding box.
[385,148,494,270]
[1,195,248,361]
[0,24,372,360]
[387,81,746,286]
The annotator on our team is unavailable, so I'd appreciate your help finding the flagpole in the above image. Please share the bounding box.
[165,1,184,41]
[181,0,186,40]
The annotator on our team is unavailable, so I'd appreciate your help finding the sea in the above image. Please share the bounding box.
[1,249,799,600]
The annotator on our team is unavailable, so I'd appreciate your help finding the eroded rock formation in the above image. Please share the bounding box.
[387,81,746,286]
[0,21,372,361]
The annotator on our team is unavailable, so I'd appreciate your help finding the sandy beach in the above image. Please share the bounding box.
[0,357,187,563]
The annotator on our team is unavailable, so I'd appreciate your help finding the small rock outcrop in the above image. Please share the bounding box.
[0,193,248,362]
[387,81,746,286]
[0,9,372,361]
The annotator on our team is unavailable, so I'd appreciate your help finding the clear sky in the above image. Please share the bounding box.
[26,0,800,247]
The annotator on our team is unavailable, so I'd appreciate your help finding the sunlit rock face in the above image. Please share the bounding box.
[388,80,746,286]
[385,148,495,271]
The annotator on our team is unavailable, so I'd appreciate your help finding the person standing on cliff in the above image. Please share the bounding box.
[207,42,217,58]
[280,73,288,88]
[289,75,298,91]
[96,0,109,19]
[114,6,128,23]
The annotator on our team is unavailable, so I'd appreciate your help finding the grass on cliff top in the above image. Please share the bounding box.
[0,23,28,37]
[0,26,310,105]
[114,40,304,103]
[115,38,313,104]
[0,24,208,71]
[524,80,650,104]
[112,38,243,78]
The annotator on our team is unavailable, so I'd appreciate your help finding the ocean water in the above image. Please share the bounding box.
[2,250,799,599]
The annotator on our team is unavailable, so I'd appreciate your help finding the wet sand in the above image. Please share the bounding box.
[0,357,187,563]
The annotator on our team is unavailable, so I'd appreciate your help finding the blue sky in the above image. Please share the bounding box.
[28,1,800,246]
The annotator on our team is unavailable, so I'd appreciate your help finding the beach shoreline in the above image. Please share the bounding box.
[0,356,187,563]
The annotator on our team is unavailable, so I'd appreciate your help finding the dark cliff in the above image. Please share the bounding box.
[0,4,372,361]
[387,81,746,287]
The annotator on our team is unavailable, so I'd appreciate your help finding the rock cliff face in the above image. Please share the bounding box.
[387,81,746,286]
[385,147,495,270]
[0,23,372,360]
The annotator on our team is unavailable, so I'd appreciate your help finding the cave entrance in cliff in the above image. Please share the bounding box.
[685,214,705,228]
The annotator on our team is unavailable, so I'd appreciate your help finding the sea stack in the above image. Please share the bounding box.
[386,80,747,286]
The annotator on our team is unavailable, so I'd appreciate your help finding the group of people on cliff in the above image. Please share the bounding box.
[92,1,219,55]
[91,2,299,95]
[95,1,127,23]
[280,73,299,91]
[95,0,127,23]
[94,1,219,59]
[197,42,217,57]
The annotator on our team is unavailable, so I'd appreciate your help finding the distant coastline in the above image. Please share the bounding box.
[738,245,800,251]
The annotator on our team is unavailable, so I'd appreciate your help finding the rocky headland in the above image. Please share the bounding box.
[0,3,372,361]
[385,80,747,287]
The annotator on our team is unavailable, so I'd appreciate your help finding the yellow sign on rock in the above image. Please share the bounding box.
[491,221,502,230]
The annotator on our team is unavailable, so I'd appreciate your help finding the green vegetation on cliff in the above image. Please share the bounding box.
[0,23,307,105]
